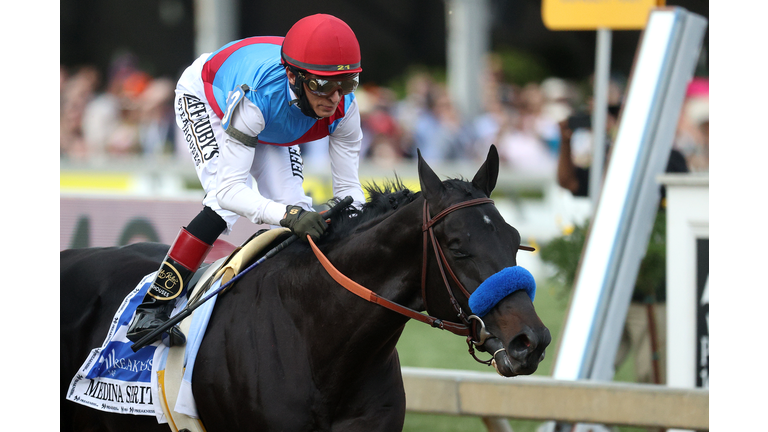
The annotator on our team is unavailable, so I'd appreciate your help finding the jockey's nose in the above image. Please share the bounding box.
[327,88,342,103]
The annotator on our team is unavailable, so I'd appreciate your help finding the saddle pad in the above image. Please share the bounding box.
[66,228,292,426]
[65,272,171,423]
[66,266,229,427]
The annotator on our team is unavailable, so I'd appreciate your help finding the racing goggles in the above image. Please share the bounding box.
[305,74,359,97]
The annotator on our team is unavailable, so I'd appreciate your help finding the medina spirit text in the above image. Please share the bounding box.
[84,381,153,405]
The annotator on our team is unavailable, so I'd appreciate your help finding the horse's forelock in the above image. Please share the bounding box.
[443,178,475,195]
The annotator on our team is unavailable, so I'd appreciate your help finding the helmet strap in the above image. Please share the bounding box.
[287,66,320,119]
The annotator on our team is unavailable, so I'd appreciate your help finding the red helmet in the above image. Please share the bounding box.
[281,14,362,76]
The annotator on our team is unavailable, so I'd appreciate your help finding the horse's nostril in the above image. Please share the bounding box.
[510,333,532,354]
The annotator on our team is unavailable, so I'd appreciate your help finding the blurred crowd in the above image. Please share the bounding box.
[61,53,709,177]
[60,53,177,162]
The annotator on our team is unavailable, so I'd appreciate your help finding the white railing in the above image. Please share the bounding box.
[401,367,709,431]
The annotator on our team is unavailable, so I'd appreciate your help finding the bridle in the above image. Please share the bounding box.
[421,197,497,363]
[308,196,531,366]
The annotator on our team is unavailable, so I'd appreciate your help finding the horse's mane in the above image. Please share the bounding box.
[322,176,476,241]
[323,177,418,239]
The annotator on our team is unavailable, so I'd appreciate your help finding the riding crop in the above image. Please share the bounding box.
[130,196,354,352]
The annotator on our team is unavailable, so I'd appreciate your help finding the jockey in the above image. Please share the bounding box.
[127,14,367,347]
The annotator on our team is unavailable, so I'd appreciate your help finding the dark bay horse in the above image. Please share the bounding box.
[61,145,551,431]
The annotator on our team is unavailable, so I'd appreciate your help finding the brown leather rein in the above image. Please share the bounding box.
[307,197,533,365]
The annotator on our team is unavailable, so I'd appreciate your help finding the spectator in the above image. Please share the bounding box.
[411,84,473,162]
[470,56,517,163]
[361,85,404,168]
[81,67,123,161]
[540,77,575,137]
[81,53,155,159]
[60,65,100,160]
[556,105,620,196]
[394,70,434,158]
[674,77,709,172]
[105,69,152,157]
[472,55,514,147]
[137,77,176,158]
[471,93,515,163]
[521,82,561,154]
[494,83,559,174]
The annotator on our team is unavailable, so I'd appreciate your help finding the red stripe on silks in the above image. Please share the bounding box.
[202,36,285,119]
[168,229,213,271]
[258,97,347,146]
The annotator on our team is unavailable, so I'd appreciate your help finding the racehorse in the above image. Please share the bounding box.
[61,145,551,432]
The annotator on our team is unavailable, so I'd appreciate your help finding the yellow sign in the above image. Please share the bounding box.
[542,0,665,30]
[60,172,134,191]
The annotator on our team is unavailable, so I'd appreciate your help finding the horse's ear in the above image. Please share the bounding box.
[417,148,445,201]
[471,144,500,197]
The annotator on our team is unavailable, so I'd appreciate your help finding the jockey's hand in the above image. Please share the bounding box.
[280,205,327,242]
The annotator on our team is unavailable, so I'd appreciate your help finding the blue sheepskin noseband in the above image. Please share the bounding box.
[468,266,536,317]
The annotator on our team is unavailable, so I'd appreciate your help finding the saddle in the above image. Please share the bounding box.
[157,227,292,432]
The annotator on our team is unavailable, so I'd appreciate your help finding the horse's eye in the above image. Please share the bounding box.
[447,238,470,258]
[451,249,470,258]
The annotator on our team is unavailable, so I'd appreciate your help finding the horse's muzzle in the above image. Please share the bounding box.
[481,326,551,377]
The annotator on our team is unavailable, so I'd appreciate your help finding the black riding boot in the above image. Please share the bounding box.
[127,207,227,347]
[127,294,189,347]
[126,227,212,346]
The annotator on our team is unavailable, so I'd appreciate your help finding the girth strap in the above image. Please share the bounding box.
[307,237,471,337]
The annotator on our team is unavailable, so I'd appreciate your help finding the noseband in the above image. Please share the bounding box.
[308,196,521,366]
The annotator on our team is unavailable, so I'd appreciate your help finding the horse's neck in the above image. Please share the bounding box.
[299,198,426,361]
[331,197,425,307]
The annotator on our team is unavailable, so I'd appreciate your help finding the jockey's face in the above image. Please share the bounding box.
[286,69,343,118]
[303,79,342,118]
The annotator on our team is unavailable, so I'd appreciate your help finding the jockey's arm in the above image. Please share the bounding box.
[215,101,287,226]
[327,99,366,209]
